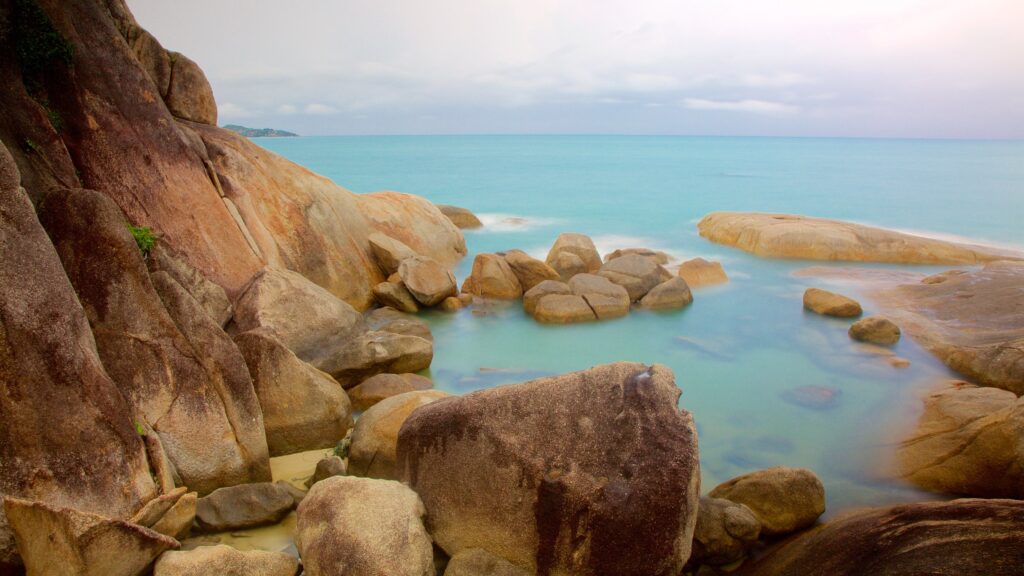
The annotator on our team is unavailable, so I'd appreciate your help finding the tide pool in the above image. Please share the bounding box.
[256,135,1024,514]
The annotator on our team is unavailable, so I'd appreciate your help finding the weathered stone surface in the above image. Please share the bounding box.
[235,329,353,456]
[546,233,602,273]
[358,191,467,270]
[605,248,670,265]
[641,277,694,310]
[803,288,862,318]
[437,204,483,229]
[165,52,217,125]
[709,467,825,536]
[523,280,572,315]
[400,255,459,306]
[463,253,524,299]
[306,456,348,489]
[677,258,728,288]
[154,544,299,576]
[39,188,270,494]
[130,488,188,528]
[373,281,419,313]
[548,251,588,281]
[4,498,178,576]
[349,390,451,480]
[698,212,1022,264]
[126,26,172,97]
[296,476,434,576]
[503,249,560,291]
[871,262,1024,393]
[581,293,630,320]
[598,254,667,301]
[397,363,700,576]
[687,497,761,569]
[736,499,1024,576]
[148,244,232,326]
[533,294,597,324]
[369,233,418,275]
[444,548,532,576]
[365,307,434,342]
[320,330,434,388]
[149,492,197,541]
[848,316,900,345]
[568,273,631,319]
[195,483,296,533]
[896,382,1024,498]
[349,373,435,411]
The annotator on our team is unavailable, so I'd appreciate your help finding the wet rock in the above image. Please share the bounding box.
[546,233,602,273]
[373,281,420,313]
[399,255,459,306]
[503,249,560,291]
[154,545,299,576]
[437,205,483,229]
[350,390,451,480]
[708,467,825,536]
[349,373,435,411]
[533,294,597,324]
[736,499,1024,576]
[462,253,523,299]
[305,456,348,489]
[234,329,353,456]
[368,233,418,275]
[780,385,842,410]
[444,548,531,576]
[296,476,434,576]
[677,258,728,288]
[165,52,217,124]
[687,497,761,568]
[604,248,670,265]
[3,498,178,576]
[848,316,901,345]
[523,280,572,315]
[597,254,669,301]
[641,277,694,310]
[194,483,296,533]
[397,363,700,576]
[548,251,589,281]
[803,288,863,318]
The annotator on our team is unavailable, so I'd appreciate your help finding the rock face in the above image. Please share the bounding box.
[848,316,900,345]
[640,278,694,310]
[296,476,434,576]
[896,382,1024,498]
[871,262,1024,393]
[39,188,270,494]
[195,482,296,533]
[462,253,524,299]
[368,233,418,275]
[523,280,573,315]
[438,204,483,229]
[698,212,1022,264]
[445,548,532,576]
[803,288,862,318]
[677,258,728,288]
[165,53,217,124]
[503,249,560,291]
[348,373,435,411]
[234,329,353,456]
[736,499,1024,576]
[0,160,157,568]
[546,233,602,274]
[687,497,761,569]
[597,254,668,301]
[708,467,825,537]
[4,498,178,576]
[400,255,459,306]
[397,363,701,576]
[349,390,451,480]
[147,243,233,326]
[153,545,299,576]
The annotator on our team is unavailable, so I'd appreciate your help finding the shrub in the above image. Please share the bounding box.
[128,225,156,256]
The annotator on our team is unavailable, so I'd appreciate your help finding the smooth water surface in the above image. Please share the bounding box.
[257,135,1024,513]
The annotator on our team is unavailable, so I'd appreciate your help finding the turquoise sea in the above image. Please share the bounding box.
[257,135,1024,514]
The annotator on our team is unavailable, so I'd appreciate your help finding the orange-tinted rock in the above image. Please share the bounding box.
[348,373,435,411]
[503,249,560,291]
[677,258,728,288]
[803,288,862,318]
[462,253,523,299]
[546,233,602,273]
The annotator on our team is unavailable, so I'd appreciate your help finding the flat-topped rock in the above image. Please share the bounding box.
[803,288,862,318]
[523,280,573,315]
[437,204,483,229]
[677,258,728,288]
[533,294,597,323]
[698,212,1022,264]
[348,373,434,411]
[462,253,523,299]
[546,233,602,273]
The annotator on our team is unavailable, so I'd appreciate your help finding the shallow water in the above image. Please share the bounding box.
[257,135,1024,515]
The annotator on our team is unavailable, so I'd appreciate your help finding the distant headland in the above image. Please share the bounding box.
[223,124,298,137]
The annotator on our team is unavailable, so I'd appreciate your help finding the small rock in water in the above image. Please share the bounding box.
[677,257,729,288]
[803,288,863,318]
[440,296,463,312]
[848,315,901,345]
[781,385,842,410]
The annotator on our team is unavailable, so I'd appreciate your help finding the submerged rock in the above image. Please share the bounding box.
[194,483,296,533]
[438,204,483,229]
[348,373,435,411]
[803,288,863,318]
[546,233,602,274]
[400,255,459,306]
[848,316,901,345]
[780,385,842,410]
[153,545,299,576]
[708,467,825,536]
[397,363,700,576]
[640,277,694,310]
[462,253,524,299]
[296,476,434,576]
[677,257,729,288]
[349,390,451,480]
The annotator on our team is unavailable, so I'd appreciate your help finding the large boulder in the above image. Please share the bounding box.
[546,233,602,273]
[365,307,434,342]
[533,294,597,324]
[397,363,700,576]
[896,382,1024,498]
[39,188,270,494]
[640,277,694,310]
[319,330,434,388]
[803,288,862,318]
[349,390,451,479]
[437,204,483,229]
[523,280,572,315]
[503,249,560,291]
[399,255,459,306]
[736,499,1024,576]
[548,251,588,281]
[348,373,435,412]
[698,212,1022,264]
[848,316,901,345]
[357,191,467,270]
[677,258,728,288]
[296,476,434,576]
[3,498,178,576]
[234,329,353,456]
[153,545,299,576]
[597,254,669,301]
[165,53,217,124]
[569,273,631,319]
[194,482,296,533]
[368,233,418,275]
[708,467,825,537]
[687,497,761,569]
[462,253,523,299]
[373,281,420,313]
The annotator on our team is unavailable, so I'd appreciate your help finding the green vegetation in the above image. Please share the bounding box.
[13,0,75,80]
[134,421,146,436]
[128,225,156,257]
[21,137,39,154]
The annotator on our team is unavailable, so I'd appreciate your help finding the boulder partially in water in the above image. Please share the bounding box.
[523,280,573,315]
[368,233,418,275]
[848,316,901,345]
[708,467,825,537]
[533,294,597,324]
[687,497,761,569]
[437,204,484,229]
[503,249,560,291]
[397,363,700,576]
[640,277,694,310]
[569,273,631,319]
[677,257,729,288]
[400,255,459,306]
[548,251,589,281]
[372,281,420,313]
[462,253,524,299]
[803,288,863,318]
[546,233,602,274]
[597,253,670,301]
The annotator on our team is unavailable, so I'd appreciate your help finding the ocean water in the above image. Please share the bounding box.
[257,135,1024,514]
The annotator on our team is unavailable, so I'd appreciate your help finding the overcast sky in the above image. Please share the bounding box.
[127,0,1023,138]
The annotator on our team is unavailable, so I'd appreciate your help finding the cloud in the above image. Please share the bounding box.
[736,73,813,88]
[218,102,252,118]
[277,104,297,115]
[304,103,338,115]
[683,98,799,115]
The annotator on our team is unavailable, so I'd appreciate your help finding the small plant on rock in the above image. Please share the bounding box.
[128,225,156,257]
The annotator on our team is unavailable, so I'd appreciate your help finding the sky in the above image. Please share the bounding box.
[126,0,1024,139]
